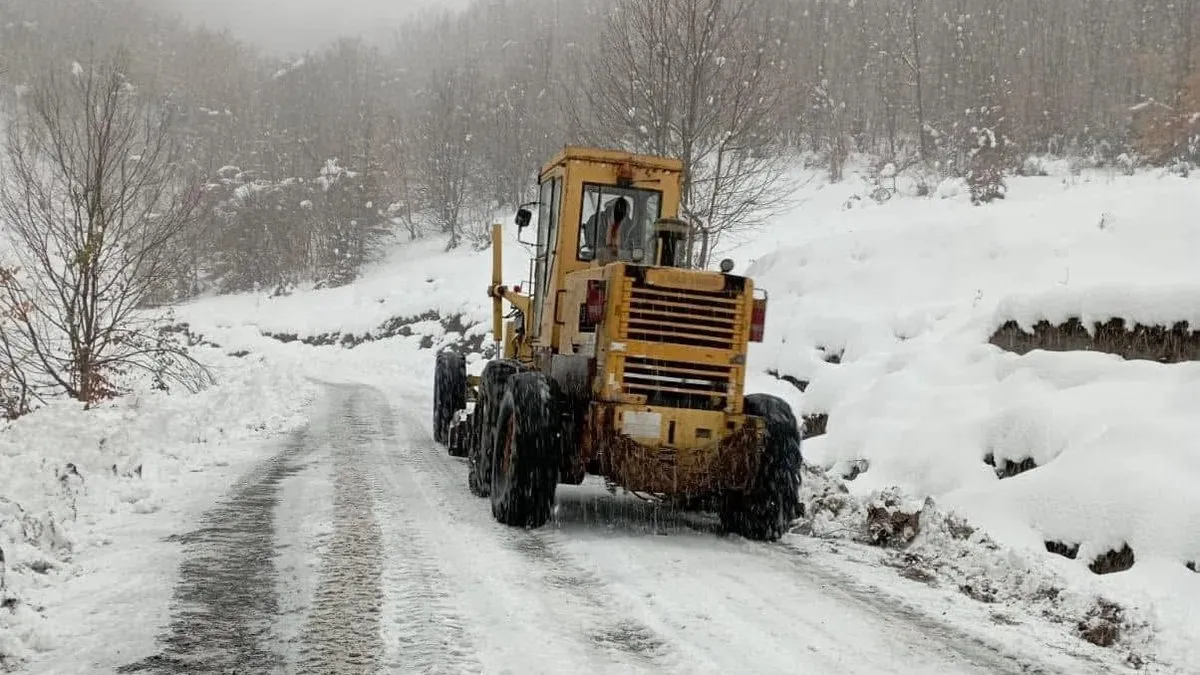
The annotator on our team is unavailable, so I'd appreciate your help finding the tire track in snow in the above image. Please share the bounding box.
[384,390,680,673]
[353,384,483,674]
[508,531,670,662]
[115,433,312,674]
[545,450,1112,674]
[294,390,385,673]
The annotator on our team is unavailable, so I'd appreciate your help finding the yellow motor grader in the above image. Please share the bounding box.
[433,146,801,541]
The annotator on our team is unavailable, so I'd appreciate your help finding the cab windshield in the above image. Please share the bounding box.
[577,184,662,263]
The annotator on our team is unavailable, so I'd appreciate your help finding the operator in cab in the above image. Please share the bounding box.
[583,196,630,264]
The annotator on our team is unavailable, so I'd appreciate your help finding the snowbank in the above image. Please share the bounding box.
[732,169,1200,669]
[0,342,318,669]
[992,285,1200,332]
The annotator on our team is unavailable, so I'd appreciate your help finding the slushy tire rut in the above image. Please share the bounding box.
[116,436,311,673]
[296,395,385,673]
[119,384,481,674]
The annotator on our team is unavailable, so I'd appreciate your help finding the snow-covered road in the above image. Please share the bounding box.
[89,381,1129,675]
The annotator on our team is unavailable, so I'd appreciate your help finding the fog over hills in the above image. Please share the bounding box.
[151,0,469,53]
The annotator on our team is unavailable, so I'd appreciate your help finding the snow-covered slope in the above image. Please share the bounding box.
[725,166,1200,669]
[188,230,529,341]
[174,160,1200,671]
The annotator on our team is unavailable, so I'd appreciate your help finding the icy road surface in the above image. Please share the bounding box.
[113,383,1119,675]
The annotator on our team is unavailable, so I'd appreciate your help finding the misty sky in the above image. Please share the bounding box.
[156,0,468,54]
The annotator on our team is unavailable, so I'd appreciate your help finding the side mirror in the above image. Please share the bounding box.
[515,208,532,230]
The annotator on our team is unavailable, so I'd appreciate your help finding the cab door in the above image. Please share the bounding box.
[531,174,562,339]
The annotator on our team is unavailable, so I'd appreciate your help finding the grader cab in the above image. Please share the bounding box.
[433,146,802,541]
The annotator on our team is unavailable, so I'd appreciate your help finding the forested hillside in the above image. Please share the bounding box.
[3,0,1197,294]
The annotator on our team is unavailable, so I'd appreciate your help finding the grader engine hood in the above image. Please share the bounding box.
[590,264,762,416]
[559,261,774,495]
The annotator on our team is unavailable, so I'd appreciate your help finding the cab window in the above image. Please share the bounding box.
[577,184,662,263]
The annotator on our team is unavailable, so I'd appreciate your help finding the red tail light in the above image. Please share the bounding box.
[749,297,767,342]
[585,280,607,324]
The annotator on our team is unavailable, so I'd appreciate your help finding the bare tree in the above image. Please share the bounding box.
[0,51,210,406]
[575,0,795,267]
[380,114,424,241]
[13,0,1200,303]
[416,64,480,250]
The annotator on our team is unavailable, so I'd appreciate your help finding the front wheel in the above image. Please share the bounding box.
[490,372,562,528]
[720,394,803,541]
[433,350,467,445]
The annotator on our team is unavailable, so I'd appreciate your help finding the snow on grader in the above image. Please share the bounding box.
[432,146,802,541]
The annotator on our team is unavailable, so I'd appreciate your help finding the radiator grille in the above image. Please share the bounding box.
[626,285,739,350]
[622,357,732,410]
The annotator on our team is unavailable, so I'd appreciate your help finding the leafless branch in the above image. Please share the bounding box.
[576,0,797,267]
[0,50,211,407]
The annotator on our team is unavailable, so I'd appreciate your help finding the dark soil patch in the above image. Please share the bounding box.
[944,514,976,540]
[990,612,1021,626]
[990,317,1200,363]
[802,413,828,439]
[865,492,921,548]
[262,311,489,355]
[767,369,808,392]
[1034,585,1062,603]
[959,581,998,603]
[842,459,869,481]
[1187,560,1197,573]
[888,552,939,586]
[22,559,54,574]
[1077,599,1125,647]
[898,565,938,585]
[1045,540,1080,560]
[817,346,843,364]
[1090,543,1136,575]
[983,452,1039,479]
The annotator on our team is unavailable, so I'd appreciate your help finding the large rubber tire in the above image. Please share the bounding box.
[489,372,562,528]
[720,393,803,542]
[433,350,467,445]
[468,359,522,497]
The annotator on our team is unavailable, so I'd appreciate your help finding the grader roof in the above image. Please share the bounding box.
[539,145,684,178]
